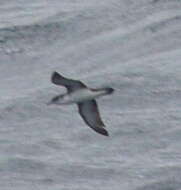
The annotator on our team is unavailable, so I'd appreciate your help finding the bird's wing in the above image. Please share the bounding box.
[51,71,87,93]
[78,100,109,136]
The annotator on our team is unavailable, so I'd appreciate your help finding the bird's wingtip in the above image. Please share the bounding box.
[103,131,109,136]
[94,127,109,136]
[51,71,65,85]
[51,71,60,79]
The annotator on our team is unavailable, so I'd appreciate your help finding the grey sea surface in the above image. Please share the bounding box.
[0,0,181,189]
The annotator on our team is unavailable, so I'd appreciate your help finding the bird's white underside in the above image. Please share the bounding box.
[58,88,107,104]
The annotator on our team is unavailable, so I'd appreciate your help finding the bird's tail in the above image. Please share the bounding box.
[104,87,114,95]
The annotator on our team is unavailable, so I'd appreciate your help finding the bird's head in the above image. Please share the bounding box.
[47,94,65,105]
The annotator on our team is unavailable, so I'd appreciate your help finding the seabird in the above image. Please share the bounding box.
[48,71,114,136]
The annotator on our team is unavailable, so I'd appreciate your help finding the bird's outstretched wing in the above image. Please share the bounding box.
[78,100,109,136]
[51,71,86,93]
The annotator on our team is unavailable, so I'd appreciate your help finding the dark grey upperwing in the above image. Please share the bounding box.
[78,100,109,136]
[51,71,87,93]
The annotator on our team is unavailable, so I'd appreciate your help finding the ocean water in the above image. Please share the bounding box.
[0,0,181,189]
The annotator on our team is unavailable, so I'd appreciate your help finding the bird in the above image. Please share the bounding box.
[48,71,114,136]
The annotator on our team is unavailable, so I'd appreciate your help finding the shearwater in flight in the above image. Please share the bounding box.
[48,71,114,136]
